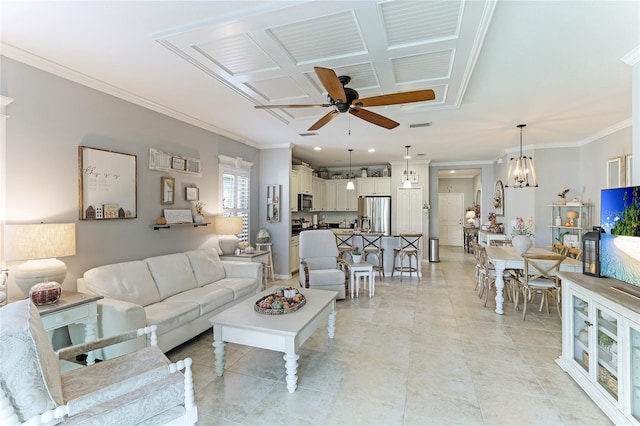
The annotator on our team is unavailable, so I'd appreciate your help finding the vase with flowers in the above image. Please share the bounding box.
[557,186,569,205]
[193,201,205,223]
[511,216,534,254]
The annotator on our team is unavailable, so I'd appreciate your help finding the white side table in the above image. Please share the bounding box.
[343,259,375,298]
[220,250,269,290]
[37,291,103,368]
[255,243,274,281]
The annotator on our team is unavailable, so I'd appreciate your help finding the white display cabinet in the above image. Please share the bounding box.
[557,272,640,425]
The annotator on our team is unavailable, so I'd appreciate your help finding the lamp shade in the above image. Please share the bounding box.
[4,223,76,297]
[566,211,579,219]
[214,216,243,255]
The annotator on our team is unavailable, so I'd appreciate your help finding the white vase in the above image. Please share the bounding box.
[193,214,204,223]
[512,235,532,254]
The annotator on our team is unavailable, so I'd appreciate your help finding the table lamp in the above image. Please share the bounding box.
[4,223,76,297]
[566,211,579,226]
[465,211,476,225]
[214,216,243,255]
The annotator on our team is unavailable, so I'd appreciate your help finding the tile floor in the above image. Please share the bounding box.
[166,245,612,425]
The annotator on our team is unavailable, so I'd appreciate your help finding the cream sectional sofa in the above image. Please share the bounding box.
[77,248,262,360]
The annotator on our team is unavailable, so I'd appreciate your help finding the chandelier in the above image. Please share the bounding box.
[403,146,412,189]
[505,124,538,188]
[346,149,355,190]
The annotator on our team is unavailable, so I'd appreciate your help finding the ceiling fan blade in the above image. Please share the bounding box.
[308,110,340,131]
[355,89,435,108]
[314,67,347,103]
[349,108,399,129]
[255,104,331,109]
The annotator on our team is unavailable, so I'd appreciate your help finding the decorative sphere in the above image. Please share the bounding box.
[156,216,167,225]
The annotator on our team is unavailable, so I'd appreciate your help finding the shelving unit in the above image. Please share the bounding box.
[266,184,280,223]
[557,272,640,425]
[548,204,592,247]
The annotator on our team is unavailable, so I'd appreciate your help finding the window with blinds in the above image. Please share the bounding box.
[221,169,249,242]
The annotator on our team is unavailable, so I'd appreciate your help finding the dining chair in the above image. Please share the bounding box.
[472,242,484,293]
[477,245,516,307]
[361,232,385,277]
[567,247,583,260]
[552,243,569,256]
[392,234,422,281]
[519,252,566,320]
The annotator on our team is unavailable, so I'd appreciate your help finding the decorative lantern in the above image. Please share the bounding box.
[582,229,602,277]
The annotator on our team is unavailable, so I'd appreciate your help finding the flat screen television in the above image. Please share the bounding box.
[600,185,640,287]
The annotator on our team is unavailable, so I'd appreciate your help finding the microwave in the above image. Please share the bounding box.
[298,194,313,211]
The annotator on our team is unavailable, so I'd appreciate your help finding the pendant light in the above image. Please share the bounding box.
[403,146,412,189]
[346,149,355,190]
[505,124,538,188]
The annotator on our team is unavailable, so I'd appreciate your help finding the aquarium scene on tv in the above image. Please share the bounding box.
[600,185,640,287]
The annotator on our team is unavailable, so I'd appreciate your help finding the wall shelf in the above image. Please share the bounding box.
[151,222,210,230]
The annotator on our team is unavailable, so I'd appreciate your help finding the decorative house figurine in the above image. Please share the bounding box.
[118,208,126,218]
[583,228,603,277]
[86,205,96,220]
[95,204,103,219]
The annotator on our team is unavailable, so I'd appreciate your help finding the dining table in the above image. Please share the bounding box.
[485,246,582,315]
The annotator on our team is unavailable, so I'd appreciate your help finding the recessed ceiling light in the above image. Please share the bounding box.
[299,132,318,137]
[368,148,375,153]
[450,170,455,174]
[409,122,432,128]
[314,147,322,151]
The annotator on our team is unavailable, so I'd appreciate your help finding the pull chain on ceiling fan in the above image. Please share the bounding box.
[255,67,436,131]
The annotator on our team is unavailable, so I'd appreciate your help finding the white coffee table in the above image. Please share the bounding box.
[209,287,337,393]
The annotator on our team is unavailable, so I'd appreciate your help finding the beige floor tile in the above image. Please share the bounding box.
[162,246,612,426]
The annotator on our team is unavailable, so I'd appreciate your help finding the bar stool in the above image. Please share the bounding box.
[335,233,354,260]
[255,242,274,282]
[392,234,423,281]
[361,233,384,277]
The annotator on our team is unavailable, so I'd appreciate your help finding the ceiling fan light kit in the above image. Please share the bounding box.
[255,67,435,131]
[505,124,538,188]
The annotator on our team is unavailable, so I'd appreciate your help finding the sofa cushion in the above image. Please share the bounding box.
[0,299,63,422]
[83,260,161,307]
[144,302,200,336]
[164,285,235,316]
[145,254,198,300]
[185,248,225,287]
[217,277,259,299]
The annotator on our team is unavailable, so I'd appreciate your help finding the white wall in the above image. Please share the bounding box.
[1,57,260,296]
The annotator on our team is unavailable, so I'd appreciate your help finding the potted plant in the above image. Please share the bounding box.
[352,247,362,263]
[557,186,570,205]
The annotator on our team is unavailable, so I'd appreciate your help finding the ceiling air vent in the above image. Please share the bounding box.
[409,122,432,128]
[299,132,318,137]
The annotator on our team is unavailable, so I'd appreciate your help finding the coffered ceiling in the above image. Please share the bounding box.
[1,1,638,168]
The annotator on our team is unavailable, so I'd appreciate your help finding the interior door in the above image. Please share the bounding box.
[438,193,464,246]
[396,187,423,235]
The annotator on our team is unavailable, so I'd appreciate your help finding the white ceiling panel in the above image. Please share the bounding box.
[392,50,453,83]
[194,34,278,76]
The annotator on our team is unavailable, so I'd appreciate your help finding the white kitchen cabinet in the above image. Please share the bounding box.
[292,165,313,195]
[289,235,299,274]
[395,186,422,234]
[557,272,640,425]
[325,180,337,211]
[311,176,325,211]
[325,179,357,211]
[290,170,299,212]
[357,177,391,196]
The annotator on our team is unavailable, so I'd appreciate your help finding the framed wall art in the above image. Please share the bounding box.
[185,186,199,201]
[493,180,504,217]
[79,146,137,220]
[171,157,186,171]
[161,176,175,205]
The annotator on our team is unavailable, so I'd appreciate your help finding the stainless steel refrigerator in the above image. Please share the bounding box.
[357,196,392,235]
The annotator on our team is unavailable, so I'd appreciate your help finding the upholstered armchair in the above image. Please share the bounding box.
[0,299,197,425]
[299,229,348,300]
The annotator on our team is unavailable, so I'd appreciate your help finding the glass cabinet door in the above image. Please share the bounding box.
[595,306,619,401]
[572,295,590,372]
[631,325,640,421]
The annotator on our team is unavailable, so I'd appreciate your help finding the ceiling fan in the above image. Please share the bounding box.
[255,67,435,131]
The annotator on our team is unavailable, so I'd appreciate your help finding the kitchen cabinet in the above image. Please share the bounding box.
[290,170,299,212]
[289,235,299,274]
[311,176,326,211]
[549,204,592,247]
[293,165,313,195]
[357,177,390,196]
[325,180,337,211]
[557,272,640,425]
[396,186,422,234]
[334,179,357,211]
